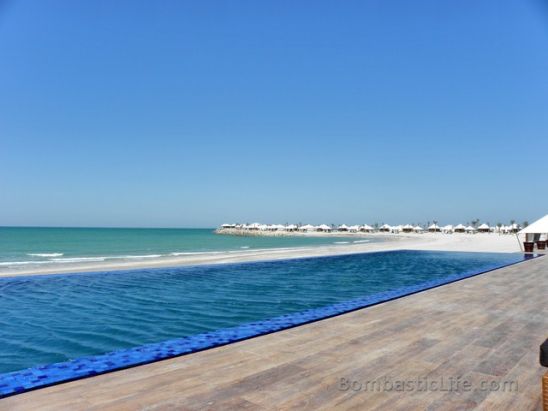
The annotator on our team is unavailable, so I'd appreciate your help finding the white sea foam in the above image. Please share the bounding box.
[240,246,250,249]
[118,254,163,259]
[49,257,108,263]
[0,261,53,266]
[27,253,64,257]
[353,240,370,244]
[334,241,350,244]
[170,251,224,256]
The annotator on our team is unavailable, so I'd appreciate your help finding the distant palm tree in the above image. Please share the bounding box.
[522,221,529,228]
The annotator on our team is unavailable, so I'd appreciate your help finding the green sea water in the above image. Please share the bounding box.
[0,227,381,270]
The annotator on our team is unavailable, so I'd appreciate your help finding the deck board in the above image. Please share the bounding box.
[1,255,546,410]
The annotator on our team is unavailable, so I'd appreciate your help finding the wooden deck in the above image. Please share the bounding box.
[1,255,546,410]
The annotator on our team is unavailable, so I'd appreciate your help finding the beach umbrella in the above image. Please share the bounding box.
[348,225,360,232]
[318,224,332,231]
[299,224,315,231]
[338,224,349,231]
[414,226,424,232]
[360,224,374,232]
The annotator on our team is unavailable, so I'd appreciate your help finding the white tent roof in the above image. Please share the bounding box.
[442,225,453,230]
[518,215,548,234]
[348,225,360,230]
[402,224,414,229]
[361,224,374,230]
[428,224,440,229]
[300,224,315,230]
[338,224,349,229]
[380,224,392,229]
[285,224,297,229]
[465,226,476,231]
[478,223,489,229]
[318,224,331,230]
[454,224,466,229]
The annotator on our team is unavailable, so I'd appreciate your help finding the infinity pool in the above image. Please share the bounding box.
[0,250,527,380]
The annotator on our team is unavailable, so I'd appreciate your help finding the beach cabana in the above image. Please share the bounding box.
[428,224,441,232]
[454,224,466,233]
[465,226,476,234]
[477,223,490,233]
[348,225,360,233]
[414,225,424,233]
[442,225,454,233]
[402,224,414,233]
[379,224,392,233]
[337,224,349,232]
[299,224,315,232]
[317,224,332,232]
[518,215,548,252]
[360,224,374,233]
[285,224,297,232]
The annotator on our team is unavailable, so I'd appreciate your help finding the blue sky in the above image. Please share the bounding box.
[1,0,547,227]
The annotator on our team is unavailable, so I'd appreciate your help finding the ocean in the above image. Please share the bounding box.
[0,227,378,271]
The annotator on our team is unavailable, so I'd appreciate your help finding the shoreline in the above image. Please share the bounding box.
[0,233,522,278]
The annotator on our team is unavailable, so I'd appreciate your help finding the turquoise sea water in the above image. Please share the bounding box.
[0,227,374,270]
[0,250,525,374]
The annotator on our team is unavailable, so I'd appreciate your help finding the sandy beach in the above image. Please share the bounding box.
[0,233,523,278]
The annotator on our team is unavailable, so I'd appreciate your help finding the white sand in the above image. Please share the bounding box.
[0,233,523,278]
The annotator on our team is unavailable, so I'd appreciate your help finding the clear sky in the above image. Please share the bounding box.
[1,0,547,228]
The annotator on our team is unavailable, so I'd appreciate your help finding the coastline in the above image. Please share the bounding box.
[0,233,522,278]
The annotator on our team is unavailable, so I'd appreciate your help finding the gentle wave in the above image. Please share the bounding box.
[117,255,162,259]
[240,246,250,249]
[334,241,350,244]
[50,255,163,263]
[353,240,370,244]
[0,261,53,266]
[170,251,224,256]
[27,253,64,257]
[50,257,108,263]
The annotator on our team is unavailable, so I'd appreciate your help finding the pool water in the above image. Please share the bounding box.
[0,250,526,375]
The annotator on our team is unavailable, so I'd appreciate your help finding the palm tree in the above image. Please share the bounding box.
[522,221,529,228]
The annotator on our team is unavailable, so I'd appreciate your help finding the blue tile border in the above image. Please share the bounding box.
[0,252,541,398]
